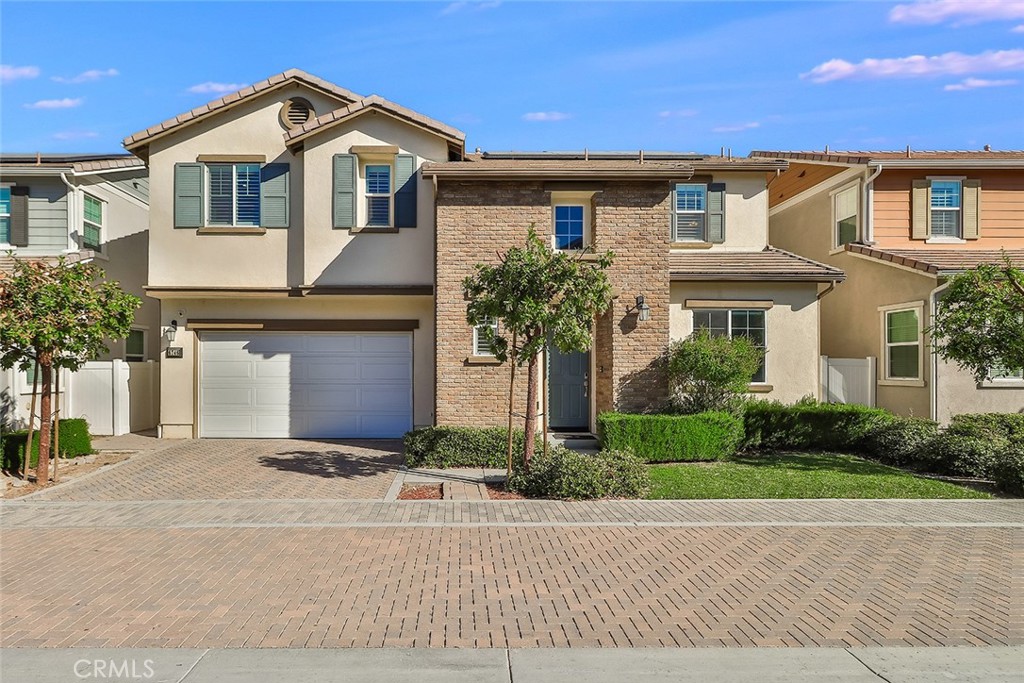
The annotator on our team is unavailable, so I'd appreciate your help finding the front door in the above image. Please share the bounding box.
[548,347,589,430]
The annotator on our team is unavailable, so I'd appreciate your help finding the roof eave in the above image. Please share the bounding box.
[422,168,696,179]
[669,273,846,283]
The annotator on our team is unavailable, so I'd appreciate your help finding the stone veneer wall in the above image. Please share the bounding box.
[434,179,671,427]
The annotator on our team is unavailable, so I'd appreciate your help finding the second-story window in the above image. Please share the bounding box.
[930,179,961,238]
[208,163,260,227]
[674,183,707,241]
[0,187,10,245]
[82,194,104,251]
[833,184,858,248]
[553,205,585,250]
[365,164,392,227]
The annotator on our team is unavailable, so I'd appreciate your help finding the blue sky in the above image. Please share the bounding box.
[2,1,1022,155]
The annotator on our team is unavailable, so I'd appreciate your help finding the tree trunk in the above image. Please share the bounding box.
[52,370,61,483]
[506,334,518,480]
[23,357,39,480]
[35,358,52,484]
[522,352,539,470]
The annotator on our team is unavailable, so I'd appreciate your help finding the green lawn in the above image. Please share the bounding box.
[647,452,992,499]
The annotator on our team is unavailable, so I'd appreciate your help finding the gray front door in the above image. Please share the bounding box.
[548,347,589,430]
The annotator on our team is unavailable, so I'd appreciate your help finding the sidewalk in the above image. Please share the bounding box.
[3,646,1021,682]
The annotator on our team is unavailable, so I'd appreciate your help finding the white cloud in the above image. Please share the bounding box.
[1013,24,1024,32]
[658,109,698,119]
[51,68,119,84]
[712,121,760,133]
[802,49,1024,83]
[522,111,571,122]
[52,130,99,140]
[944,77,1019,91]
[187,81,247,94]
[441,1,500,16]
[890,0,1024,26]
[24,98,83,110]
[1,64,40,83]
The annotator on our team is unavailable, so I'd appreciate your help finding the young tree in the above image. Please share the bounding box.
[0,258,140,483]
[464,227,614,470]
[667,330,764,414]
[930,256,1024,382]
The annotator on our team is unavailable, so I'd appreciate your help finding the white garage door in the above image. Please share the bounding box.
[200,332,412,438]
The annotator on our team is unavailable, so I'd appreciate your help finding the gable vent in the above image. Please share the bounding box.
[281,98,314,129]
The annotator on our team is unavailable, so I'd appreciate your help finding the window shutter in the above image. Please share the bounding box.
[962,179,981,239]
[259,163,290,228]
[394,154,417,228]
[174,163,204,228]
[669,186,678,240]
[911,179,929,240]
[707,183,726,243]
[9,186,29,247]
[333,154,356,229]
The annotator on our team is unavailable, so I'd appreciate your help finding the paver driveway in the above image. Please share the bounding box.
[29,439,403,501]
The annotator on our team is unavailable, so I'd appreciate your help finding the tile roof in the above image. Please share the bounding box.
[1,153,143,172]
[72,157,145,173]
[845,245,1024,274]
[670,247,846,282]
[285,95,464,145]
[122,69,363,150]
[751,150,1024,165]
[423,153,786,177]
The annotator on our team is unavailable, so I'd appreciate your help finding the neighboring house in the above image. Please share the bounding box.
[423,152,845,432]
[0,154,156,429]
[753,149,1024,422]
[124,70,463,438]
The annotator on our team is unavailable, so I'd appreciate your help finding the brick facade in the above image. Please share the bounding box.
[435,179,672,428]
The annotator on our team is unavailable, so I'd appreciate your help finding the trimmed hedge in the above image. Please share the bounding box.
[946,413,1024,441]
[508,447,650,500]
[597,411,743,463]
[992,445,1024,496]
[916,432,1001,478]
[742,400,894,452]
[861,417,940,467]
[2,418,93,471]
[403,426,526,469]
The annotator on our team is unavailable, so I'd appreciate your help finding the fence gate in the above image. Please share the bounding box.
[820,356,876,407]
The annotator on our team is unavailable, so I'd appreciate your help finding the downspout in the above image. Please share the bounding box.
[862,163,883,244]
[58,172,79,253]
[928,280,951,423]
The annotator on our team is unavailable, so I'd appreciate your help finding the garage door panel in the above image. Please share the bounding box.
[305,387,359,410]
[203,414,254,436]
[302,360,359,381]
[254,414,291,435]
[360,360,412,381]
[361,387,412,411]
[305,335,361,353]
[362,335,412,353]
[254,361,291,379]
[359,414,410,437]
[203,361,254,380]
[254,386,292,408]
[203,387,254,408]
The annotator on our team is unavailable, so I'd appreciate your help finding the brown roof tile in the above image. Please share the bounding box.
[284,94,464,145]
[423,153,784,178]
[670,247,845,282]
[845,245,1024,274]
[751,149,1024,164]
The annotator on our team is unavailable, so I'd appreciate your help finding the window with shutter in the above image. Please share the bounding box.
[673,183,707,242]
[207,163,261,227]
[929,179,961,238]
[0,187,10,245]
[365,164,392,227]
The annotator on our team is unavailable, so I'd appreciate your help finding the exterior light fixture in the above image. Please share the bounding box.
[635,295,651,322]
[165,319,178,343]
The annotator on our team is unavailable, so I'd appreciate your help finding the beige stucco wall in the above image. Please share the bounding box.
[669,281,821,404]
[936,349,1024,423]
[157,296,434,438]
[676,172,769,252]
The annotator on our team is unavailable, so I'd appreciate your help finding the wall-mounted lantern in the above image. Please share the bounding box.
[634,295,651,322]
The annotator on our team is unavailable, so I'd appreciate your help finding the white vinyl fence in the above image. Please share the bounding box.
[820,356,876,407]
[1,360,158,436]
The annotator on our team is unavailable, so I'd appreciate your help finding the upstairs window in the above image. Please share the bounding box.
[553,204,585,250]
[694,309,767,383]
[83,194,104,251]
[208,163,260,227]
[833,184,858,248]
[0,187,10,244]
[673,183,707,241]
[365,164,392,227]
[930,180,961,238]
[473,319,498,356]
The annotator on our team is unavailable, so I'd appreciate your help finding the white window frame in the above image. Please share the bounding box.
[364,163,393,228]
[125,327,147,362]
[82,192,105,252]
[673,182,708,243]
[551,202,587,251]
[926,176,966,243]
[472,319,498,357]
[206,163,261,228]
[879,302,925,385]
[692,308,768,384]
[0,183,12,248]
[830,182,859,253]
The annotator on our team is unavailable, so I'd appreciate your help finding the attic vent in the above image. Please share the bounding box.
[281,98,314,129]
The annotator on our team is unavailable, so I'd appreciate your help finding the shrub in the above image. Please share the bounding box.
[946,413,1024,442]
[1,418,93,472]
[991,444,1024,496]
[597,411,743,463]
[508,447,650,500]
[743,399,894,452]
[403,426,525,469]
[917,432,1002,478]
[667,330,764,414]
[862,417,939,467]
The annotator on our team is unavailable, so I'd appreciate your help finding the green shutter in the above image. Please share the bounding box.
[9,186,29,247]
[394,154,417,228]
[333,154,356,229]
[911,179,929,240]
[174,163,204,228]
[962,179,980,239]
[707,183,726,243]
[260,163,290,228]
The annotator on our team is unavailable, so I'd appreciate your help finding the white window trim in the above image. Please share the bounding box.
[206,163,261,228]
[878,301,925,386]
[673,182,708,243]
[551,202,589,251]
[0,182,12,249]
[692,308,768,385]
[363,162,394,228]
[926,175,966,240]
[125,327,147,362]
[82,192,105,253]
[472,320,498,357]
[829,181,859,254]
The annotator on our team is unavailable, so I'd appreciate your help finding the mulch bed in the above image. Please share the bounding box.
[2,453,131,499]
[398,483,443,500]
[485,483,526,500]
